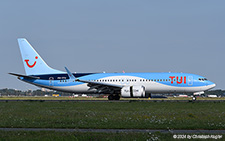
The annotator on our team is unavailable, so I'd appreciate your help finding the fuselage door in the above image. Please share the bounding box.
[188,76,193,86]
[49,77,54,86]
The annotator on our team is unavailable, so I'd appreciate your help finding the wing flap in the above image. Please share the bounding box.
[77,79,123,89]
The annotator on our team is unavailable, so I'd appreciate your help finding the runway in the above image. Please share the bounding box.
[0,128,224,134]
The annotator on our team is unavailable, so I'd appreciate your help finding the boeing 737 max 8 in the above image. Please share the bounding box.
[9,38,216,100]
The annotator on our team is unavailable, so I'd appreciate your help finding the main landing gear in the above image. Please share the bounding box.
[108,94,120,100]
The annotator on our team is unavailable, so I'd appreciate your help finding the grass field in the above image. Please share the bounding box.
[1,96,225,101]
[0,101,224,130]
[0,131,175,141]
[0,131,224,140]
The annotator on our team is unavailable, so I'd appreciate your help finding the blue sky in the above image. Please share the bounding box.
[0,0,224,90]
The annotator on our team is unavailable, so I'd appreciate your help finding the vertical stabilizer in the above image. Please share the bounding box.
[18,38,64,75]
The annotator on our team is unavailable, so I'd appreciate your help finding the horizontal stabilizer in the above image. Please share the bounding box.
[9,73,39,79]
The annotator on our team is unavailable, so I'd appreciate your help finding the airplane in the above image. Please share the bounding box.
[9,38,216,100]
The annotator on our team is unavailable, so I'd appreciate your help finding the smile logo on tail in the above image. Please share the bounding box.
[25,56,38,68]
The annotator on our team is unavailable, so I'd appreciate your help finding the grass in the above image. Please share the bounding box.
[1,96,225,101]
[0,101,224,130]
[0,131,224,141]
[0,131,174,141]
[0,131,225,141]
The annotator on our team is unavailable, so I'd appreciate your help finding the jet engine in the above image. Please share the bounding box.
[121,85,145,98]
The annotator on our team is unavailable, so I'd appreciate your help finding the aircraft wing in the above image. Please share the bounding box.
[65,67,123,93]
[77,79,123,93]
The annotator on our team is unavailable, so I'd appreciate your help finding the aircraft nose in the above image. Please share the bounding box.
[207,81,216,89]
[211,83,216,88]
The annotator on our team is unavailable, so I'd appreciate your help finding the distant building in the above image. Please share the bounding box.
[178,94,188,97]
[41,88,52,92]
[73,94,79,97]
[208,95,217,98]
[82,94,87,97]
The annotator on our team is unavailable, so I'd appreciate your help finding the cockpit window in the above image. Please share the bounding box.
[199,78,208,81]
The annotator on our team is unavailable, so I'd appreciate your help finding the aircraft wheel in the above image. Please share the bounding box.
[114,95,120,100]
[108,95,114,100]
[108,95,120,100]
[192,96,196,101]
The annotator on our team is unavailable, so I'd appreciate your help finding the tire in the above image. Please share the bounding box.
[108,95,114,100]
[114,95,120,100]
[192,96,196,101]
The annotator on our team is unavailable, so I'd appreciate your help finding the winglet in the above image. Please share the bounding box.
[65,67,76,80]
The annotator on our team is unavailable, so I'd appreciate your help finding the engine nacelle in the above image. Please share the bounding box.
[121,85,145,98]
